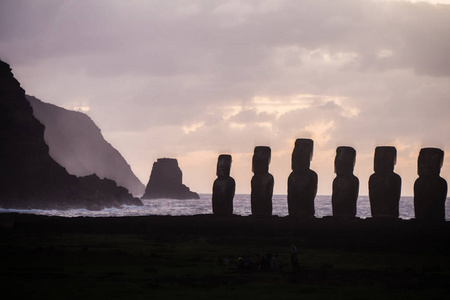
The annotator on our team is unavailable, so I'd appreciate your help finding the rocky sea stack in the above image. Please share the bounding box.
[142,158,199,199]
[0,60,143,210]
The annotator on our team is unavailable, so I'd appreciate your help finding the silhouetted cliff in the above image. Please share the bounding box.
[0,60,143,210]
[142,158,199,199]
[27,95,145,196]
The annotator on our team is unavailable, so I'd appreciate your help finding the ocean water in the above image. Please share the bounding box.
[1,195,449,220]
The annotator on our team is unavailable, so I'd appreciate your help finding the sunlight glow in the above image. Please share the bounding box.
[182,122,205,134]
[329,98,360,118]
[252,95,313,117]
[221,106,243,120]
[65,97,91,113]
[220,94,360,125]
[71,105,91,113]
[73,106,91,113]
[303,121,335,146]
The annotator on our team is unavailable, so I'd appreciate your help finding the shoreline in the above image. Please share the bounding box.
[3,194,445,220]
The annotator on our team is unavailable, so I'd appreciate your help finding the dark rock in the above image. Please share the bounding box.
[414,148,447,220]
[332,146,359,218]
[250,146,273,216]
[27,95,145,196]
[212,154,235,215]
[142,158,199,199]
[76,174,142,210]
[288,139,318,218]
[0,59,143,210]
[369,146,401,218]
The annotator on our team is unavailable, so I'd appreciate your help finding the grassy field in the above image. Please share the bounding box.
[1,214,449,299]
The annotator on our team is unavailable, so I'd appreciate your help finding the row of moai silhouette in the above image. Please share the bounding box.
[212,138,448,220]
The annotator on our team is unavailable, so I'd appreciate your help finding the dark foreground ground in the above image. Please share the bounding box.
[0,213,449,299]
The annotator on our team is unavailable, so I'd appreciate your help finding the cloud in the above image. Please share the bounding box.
[1,0,449,195]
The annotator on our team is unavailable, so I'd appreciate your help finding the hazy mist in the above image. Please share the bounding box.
[1,0,449,195]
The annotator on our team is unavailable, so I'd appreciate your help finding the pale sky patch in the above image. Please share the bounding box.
[252,96,313,117]
[64,97,91,113]
[182,122,205,134]
[377,49,394,58]
[229,122,247,130]
[383,0,450,4]
[302,121,336,146]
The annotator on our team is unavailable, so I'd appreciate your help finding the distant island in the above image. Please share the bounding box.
[142,158,200,200]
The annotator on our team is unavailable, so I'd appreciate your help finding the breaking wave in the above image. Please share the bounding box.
[1,194,448,220]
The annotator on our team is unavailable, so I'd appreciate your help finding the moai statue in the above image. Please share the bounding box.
[251,146,274,216]
[332,146,359,218]
[414,148,447,220]
[369,147,402,218]
[212,154,235,215]
[287,139,318,218]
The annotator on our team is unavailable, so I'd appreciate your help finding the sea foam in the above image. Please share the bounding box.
[0,195,449,220]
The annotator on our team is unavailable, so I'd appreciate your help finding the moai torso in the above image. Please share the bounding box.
[251,146,274,216]
[369,146,402,218]
[332,146,359,218]
[414,148,447,220]
[212,154,235,215]
[287,139,318,217]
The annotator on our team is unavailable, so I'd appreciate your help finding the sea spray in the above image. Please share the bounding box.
[1,195,449,220]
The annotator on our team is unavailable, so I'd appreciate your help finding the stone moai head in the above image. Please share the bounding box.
[292,138,313,172]
[217,154,232,177]
[374,146,397,174]
[252,146,271,174]
[418,148,444,177]
[334,146,356,176]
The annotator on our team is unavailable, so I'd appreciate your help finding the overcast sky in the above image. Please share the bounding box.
[1,0,450,195]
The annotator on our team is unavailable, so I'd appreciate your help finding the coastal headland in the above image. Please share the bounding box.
[1,213,449,299]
